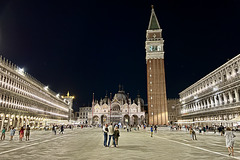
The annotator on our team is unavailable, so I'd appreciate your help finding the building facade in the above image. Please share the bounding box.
[0,56,72,130]
[89,86,145,126]
[167,99,180,124]
[146,6,168,125]
[179,54,240,126]
[78,107,92,124]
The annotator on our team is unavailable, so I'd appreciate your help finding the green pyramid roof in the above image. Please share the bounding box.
[148,8,160,30]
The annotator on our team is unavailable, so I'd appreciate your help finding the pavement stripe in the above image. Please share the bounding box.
[154,135,240,160]
[0,134,68,155]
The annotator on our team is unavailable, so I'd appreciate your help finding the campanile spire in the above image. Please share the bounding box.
[145,6,168,125]
[148,5,161,30]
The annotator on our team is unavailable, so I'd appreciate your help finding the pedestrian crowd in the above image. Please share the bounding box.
[179,124,237,157]
[1,125,31,141]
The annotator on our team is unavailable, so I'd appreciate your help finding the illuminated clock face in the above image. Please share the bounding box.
[150,46,153,51]
[150,46,159,51]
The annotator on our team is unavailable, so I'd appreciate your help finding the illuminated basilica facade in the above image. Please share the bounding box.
[89,86,145,126]
[0,56,73,130]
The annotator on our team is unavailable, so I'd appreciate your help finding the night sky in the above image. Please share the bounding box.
[0,0,240,111]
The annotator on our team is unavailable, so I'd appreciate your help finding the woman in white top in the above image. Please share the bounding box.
[225,127,235,156]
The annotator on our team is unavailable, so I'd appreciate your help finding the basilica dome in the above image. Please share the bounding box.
[134,94,144,107]
[102,95,109,104]
[114,91,128,103]
[113,85,128,104]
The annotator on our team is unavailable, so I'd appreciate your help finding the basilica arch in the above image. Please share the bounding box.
[92,115,99,125]
[101,115,107,125]
[132,115,138,125]
[111,103,121,124]
[140,115,145,124]
[123,114,130,125]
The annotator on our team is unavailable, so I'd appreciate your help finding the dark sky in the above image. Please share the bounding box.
[0,0,240,111]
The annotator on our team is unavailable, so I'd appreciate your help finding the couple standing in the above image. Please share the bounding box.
[103,123,120,147]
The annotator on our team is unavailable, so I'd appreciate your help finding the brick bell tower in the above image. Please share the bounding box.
[146,5,168,125]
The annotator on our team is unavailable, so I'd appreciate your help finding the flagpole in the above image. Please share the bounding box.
[92,93,94,125]
[110,93,112,123]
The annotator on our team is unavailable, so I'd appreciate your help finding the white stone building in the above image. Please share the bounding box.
[0,56,73,130]
[179,54,240,126]
[78,107,92,124]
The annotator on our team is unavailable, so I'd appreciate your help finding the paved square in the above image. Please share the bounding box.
[0,127,240,160]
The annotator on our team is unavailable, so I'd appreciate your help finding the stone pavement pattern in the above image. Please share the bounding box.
[0,127,240,160]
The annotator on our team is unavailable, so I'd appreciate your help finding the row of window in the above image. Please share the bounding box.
[0,71,68,112]
[182,89,240,114]
[0,93,67,117]
[181,62,240,100]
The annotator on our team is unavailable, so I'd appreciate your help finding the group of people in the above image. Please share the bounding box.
[103,123,120,147]
[52,125,64,135]
[186,125,236,156]
[1,125,30,141]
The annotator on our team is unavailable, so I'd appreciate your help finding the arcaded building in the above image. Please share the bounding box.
[179,54,240,126]
[0,56,73,130]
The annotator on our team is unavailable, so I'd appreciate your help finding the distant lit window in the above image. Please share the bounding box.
[150,82,152,84]
[151,97,153,100]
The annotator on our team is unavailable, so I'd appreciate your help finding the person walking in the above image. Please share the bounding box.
[60,125,64,134]
[225,127,235,156]
[1,126,6,140]
[150,126,153,137]
[189,128,193,139]
[154,125,157,133]
[107,123,116,147]
[19,127,24,141]
[103,124,108,147]
[191,128,197,140]
[221,125,225,136]
[114,126,120,147]
[25,125,30,141]
[52,125,57,135]
[10,127,16,141]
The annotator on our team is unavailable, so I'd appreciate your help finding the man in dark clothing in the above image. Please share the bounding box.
[103,124,108,147]
[154,125,158,133]
[60,125,64,134]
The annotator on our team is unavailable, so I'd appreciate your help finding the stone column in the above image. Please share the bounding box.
[229,91,233,103]
[1,114,5,130]
[16,117,20,128]
[226,69,231,80]
[218,94,223,105]
[11,115,15,128]
[203,100,207,109]
[223,93,228,105]
[214,96,218,106]
[6,115,10,131]
[207,98,210,108]
[210,97,214,107]
[234,89,240,102]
